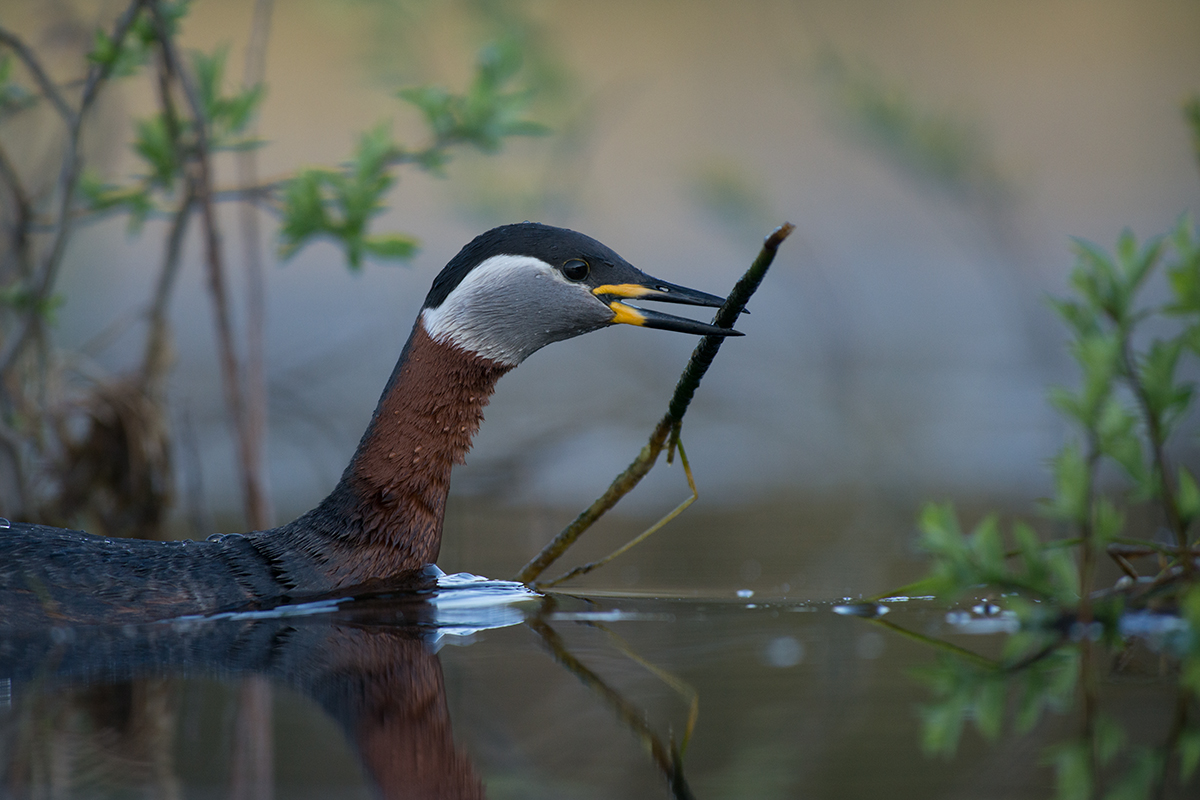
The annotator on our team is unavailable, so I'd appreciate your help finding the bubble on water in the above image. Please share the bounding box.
[832,603,888,618]
[763,635,804,668]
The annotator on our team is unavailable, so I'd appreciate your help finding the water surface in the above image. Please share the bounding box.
[8,576,1166,799]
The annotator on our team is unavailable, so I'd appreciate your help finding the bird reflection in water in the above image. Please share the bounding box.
[1,602,481,798]
[0,592,695,799]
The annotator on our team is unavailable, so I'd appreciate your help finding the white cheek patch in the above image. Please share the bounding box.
[422,254,580,365]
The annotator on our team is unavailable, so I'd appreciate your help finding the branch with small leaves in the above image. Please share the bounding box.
[278,40,547,270]
[869,217,1200,800]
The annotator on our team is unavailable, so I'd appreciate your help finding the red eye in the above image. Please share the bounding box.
[562,259,590,281]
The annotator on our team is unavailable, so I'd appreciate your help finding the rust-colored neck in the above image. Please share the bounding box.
[264,321,512,593]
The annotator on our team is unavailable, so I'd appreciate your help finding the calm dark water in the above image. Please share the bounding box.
[8,571,1166,800]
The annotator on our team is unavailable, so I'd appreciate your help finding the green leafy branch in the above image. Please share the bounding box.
[277,124,417,269]
[916,646,1080,758]
[278,40,547,269]
[79,43,264,234]
[891,218,1200,800]
[397,40,549,164]
[88,0,188,78]
[914,218,1200,619]
[75,27,544,271]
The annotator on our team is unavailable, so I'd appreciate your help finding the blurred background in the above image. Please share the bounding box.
[3,0,1200,596]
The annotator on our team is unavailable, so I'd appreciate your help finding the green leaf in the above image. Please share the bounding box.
[1048,386,1084,424]
[1056,331,1120,428]
[1182,586,1200,694]
[353,123,398,179]
[1187,96,1200,170]
[1050,297,1101,339]
[78,171,155,233]
[397,86,454,135]
[188,46,265,149]
[192,47,224,118]
[222,84,265,135]
[1166,216,1200,315]
[972,678,1005,741]
[499,118,551,137]
[968,515,1005,576]
[1013,676,1045,733]
[132,115,179,189]
[1179,726,1200,781]
[1013,523,1047,578]
[475,39,523,88]
[0,284,65,322]
[87,28,119,68]
[1092,496,1124,546]
[1070,237,1122,320]
[918,503,965,554]
[1095,398,1148,491]
[1044,547,1081,602]
[87,16,153,77]
[1046,441,1090,524]
[1045,741,1091,800]
[1104,748,1161,800]
[1013,647,1079,731]
[362,234,419,261]
[1171,214,1198,259]
[1094,715,1126,767]
[1137,337,1192,439]
[1114,229,1162,296]
[1179,466,1200,525]
[915,503,975,600]
[278,170,330,259]
[919,698,966,758]
[1180,323,1200,358]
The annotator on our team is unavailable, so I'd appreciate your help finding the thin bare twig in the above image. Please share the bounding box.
[148,0,270,529]
[212,180,286,207]
[0,419,28,514]
[231,6,276,800]
[135,11,190,397]
[140,184,195,388]
[236,0,276,532]
[0,26,75,124]
[515,223,794,585]
[0,140,34,279]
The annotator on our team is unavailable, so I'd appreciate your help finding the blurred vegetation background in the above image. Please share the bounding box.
[1,0,1199,595]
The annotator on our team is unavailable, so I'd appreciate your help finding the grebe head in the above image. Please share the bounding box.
[420,222,739,365]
